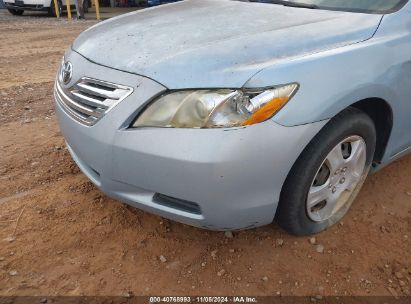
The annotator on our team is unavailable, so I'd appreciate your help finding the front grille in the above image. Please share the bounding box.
[55,77,133,126]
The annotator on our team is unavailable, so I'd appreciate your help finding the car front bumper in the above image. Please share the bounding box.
[55,51,327,231]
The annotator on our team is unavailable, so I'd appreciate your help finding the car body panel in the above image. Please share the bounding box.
[55,51,328,230]
[72,0,382,89]
[247,5,411,162]
[55,0,411,230]
[375,9,411,160]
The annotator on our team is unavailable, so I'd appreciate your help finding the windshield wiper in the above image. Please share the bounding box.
[249,0,319,9]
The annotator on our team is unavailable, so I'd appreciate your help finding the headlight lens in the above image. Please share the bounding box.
[132,83,298,128]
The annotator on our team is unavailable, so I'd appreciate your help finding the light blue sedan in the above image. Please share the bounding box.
[54,0,411,235]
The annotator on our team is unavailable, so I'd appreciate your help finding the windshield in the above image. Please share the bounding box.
[252,0,409,13]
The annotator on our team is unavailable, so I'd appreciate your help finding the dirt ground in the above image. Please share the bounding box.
[0,11,410,298]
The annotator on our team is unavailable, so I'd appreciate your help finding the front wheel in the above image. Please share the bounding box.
[8,8,24,15]
[276,107,376,235]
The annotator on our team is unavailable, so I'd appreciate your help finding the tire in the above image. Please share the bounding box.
[8,9,24,15]
[275,107,376,236]
[49,0,62,17]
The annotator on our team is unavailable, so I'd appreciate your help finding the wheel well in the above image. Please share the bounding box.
[350,98,393,164]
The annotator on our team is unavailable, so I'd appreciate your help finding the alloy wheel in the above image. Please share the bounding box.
[306,135,367,222]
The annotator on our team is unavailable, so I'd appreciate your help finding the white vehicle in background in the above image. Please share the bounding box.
[3,0,90,16]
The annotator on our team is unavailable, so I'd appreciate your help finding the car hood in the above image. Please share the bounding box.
[72,0,382,89]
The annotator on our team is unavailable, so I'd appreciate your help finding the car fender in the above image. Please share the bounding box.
[243,32,402,128]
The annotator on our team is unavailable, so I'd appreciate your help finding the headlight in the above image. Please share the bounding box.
[132,83,298,128]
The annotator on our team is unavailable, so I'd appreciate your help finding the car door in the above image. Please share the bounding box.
[394,4,411,155]
[377,4,411,160]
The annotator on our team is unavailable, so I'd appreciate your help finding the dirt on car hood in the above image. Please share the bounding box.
[72,0,382,89]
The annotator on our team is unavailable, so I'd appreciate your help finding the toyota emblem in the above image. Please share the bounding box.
[60,61,73,85]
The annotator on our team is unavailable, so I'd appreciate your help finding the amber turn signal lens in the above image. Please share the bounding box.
[241,96,289,126]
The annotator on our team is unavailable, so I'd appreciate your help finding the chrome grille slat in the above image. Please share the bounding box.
[75,82,125,100]
[69,90,108,109]
[55,77,133,126]
[56,86,101,117]
[55,90,90,121]
[71,91,108,109]
[82,78,119,90]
